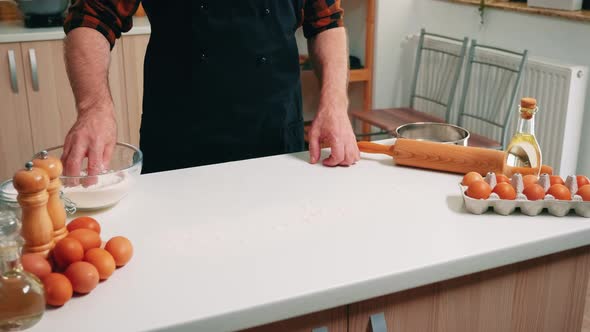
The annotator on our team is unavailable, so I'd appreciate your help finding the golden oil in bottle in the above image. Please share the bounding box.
[0,236,45,331]
[503,98,542,178]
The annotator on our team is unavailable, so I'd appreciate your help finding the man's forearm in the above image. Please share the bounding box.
[64,28,114,115]
[307,27,349,113]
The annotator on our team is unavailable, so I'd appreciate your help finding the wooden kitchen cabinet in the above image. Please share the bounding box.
[348,246,590,332]
[241,306,347,332]
[0,43,34,180]
[121,34,149,147]
[19,39,130,152]
[0,34,148,181]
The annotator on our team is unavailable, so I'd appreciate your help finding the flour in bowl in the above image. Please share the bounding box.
[62,172,130,210]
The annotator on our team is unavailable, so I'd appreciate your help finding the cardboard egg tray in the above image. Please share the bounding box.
[459,174,590,218]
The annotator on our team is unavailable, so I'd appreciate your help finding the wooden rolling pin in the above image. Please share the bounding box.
[358,140,553,176]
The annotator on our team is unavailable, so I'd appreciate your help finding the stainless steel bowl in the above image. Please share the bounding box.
[395,122,470,146]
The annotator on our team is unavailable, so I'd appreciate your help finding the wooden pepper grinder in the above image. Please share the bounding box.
[12,162,54,257]
[33,151,68,242]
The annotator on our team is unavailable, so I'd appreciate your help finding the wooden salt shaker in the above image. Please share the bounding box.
[33,151,68,242]
[13,162,54,257]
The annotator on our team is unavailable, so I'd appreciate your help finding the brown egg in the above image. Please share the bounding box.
[67,229,101,252]
[492,182,516,200]
[577,175,590,189]
[53,238,84,268]
[21,253,52,279]
[466,180,492,200]
[550,175,565,186]
[462,172,483,187]
[67,216,102,235]
[105,236,134,267]
[547,184,571,201]
[43,273,73,306]
[522,175,539,188]
[64,262,99,294]
[84,248,116,280]
[495,174,510,184]
[577,185,590,201]
[523,184,545,201]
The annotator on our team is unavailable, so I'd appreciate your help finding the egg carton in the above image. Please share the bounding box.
[460,173,590,218]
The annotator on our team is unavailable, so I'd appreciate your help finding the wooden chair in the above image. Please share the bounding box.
[352,29,469,139]
[456,40,528,150]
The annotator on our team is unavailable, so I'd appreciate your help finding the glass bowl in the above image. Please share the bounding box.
[0,180,21,219]
[40,143,143,211]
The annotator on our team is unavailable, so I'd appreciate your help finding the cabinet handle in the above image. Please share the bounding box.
[370,312,387,332]
[8,49,18,93]
[28,48,39,91]
[312,327,328,332]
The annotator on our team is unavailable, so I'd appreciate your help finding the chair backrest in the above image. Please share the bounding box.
[409,29,469,123]
[457,41,528,149]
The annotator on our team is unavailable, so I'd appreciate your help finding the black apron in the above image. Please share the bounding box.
[139,0,305,174]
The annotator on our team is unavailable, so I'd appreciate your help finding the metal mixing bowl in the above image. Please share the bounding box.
[395,122,470,146]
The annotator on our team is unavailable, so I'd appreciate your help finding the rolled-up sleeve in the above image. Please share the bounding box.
[302,0,344,39]
[64,0,141,49]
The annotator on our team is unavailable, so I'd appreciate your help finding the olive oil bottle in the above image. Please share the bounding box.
[503,98,542,177]
[0,220,45,332]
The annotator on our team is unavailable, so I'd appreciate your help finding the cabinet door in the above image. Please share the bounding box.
[349,287,436,332]
[0,43,34,181]
[121,34,149,147]
[20,40,129,152]
[349,247,590,332]
[240,306,347,332]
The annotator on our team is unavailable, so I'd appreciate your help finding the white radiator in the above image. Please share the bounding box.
[460,54,588,177]
[517,58,587,176]
[409,35,588,176]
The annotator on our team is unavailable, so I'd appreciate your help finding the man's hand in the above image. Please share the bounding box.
[62,108,117,177]
[308,99,359,166]
[306,27,358,167]
[62,28,115,177]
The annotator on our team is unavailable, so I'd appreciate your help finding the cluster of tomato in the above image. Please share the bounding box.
[462,172,590,202]
[20,216,133,307]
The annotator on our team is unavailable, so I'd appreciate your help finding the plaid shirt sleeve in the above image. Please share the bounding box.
[64,0,141,49]
[302,0,344,39]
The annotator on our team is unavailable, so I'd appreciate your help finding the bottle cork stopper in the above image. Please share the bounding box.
[13,162,49,194]
[32,151,63,180]
[521,98,537,109]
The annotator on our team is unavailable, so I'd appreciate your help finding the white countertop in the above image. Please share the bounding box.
[30,140,590,332]
[0,16,150,43]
